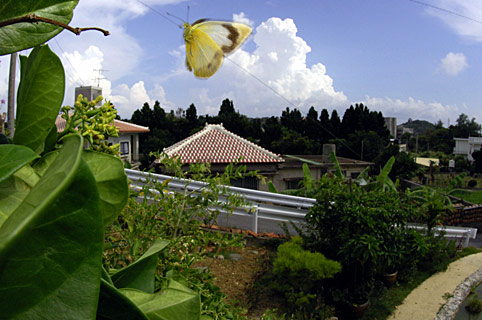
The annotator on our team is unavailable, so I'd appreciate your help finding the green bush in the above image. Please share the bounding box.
[270,236,340,319]
[466,296,482,314]
[273,236,341,280]
[303,174,409,293]
[417,235,456,273]
[468,179,477,188]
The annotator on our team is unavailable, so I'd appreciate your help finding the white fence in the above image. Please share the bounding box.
[125,169,477,246]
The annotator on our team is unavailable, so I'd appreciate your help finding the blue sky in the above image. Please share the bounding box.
[1,0,482,126]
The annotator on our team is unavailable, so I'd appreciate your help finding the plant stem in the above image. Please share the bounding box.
[0,14,110,36]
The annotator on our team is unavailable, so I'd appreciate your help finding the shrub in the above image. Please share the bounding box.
[303,175,410,293]
[271,236,341,319]
[468,179,477,188]
[273,236,341,280]
[466,296,482,314]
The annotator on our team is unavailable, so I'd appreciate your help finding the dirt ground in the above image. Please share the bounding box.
[192,239,284,319]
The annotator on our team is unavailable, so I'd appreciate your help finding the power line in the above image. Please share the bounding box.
[407,0,482,24]
[134,0,182,28]
[226,56,362,158]
[53,38,86,87]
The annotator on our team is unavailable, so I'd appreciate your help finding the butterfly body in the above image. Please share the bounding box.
[183,19,252,78]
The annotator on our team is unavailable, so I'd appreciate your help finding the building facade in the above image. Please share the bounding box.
[160,123,372,192]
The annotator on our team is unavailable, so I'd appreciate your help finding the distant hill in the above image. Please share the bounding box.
[399,119,435,135]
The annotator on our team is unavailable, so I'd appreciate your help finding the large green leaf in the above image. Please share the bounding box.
[0,169,32,227]
[0,134,104,319]
[0,144,39,183]
[120,280,201,320]
[302,163,314,190]
[13,45,64,154]
[111,240,169,293]
[330,152,344,179]
[0,0,78,55]
[83,150,129,226]
[97,279,148,320]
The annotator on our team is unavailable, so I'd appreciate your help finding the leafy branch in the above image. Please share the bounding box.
[0,14,110,36]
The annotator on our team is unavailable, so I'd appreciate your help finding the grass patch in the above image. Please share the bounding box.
[451,190,482,204]
[360,271,433,320]
[456,246,482,259]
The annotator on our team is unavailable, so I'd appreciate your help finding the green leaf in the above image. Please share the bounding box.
[111,240,169,293]
[0,164,42,226]
[97,279,149,320]
[0,134,104,319]
[120,280,201,320]
[0,0,78,55]
[0,144,39,183]
[43,124,59,154]
[13,45,65,154]
[330,152,344,179]
[302,163,314,189]
[377,156,395,183]
[268,181,278,193]
[83,150,129,226]
[0,172,31,227]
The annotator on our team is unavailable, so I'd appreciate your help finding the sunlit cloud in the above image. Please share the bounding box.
[440,52,468,76]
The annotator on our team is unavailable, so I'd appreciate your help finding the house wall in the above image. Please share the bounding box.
[270,163,369,192]
[453,138,482,161]
[108,133,134,163]
[453,139,469,155]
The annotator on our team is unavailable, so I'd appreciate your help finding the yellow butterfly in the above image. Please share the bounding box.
[183,19,252,79]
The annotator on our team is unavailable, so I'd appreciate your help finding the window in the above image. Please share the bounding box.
[120,141,129,155]
[285,179,302,190]
[231,176,259,190]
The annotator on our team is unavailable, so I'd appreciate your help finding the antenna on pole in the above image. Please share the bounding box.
[93,68,107,87]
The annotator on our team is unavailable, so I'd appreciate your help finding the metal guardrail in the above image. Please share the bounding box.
[125,169,477,245]
[125,169,315,234]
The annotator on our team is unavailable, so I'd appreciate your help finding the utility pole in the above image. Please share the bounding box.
[7,52,17,138]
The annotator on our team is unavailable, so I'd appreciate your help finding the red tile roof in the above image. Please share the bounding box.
[55,116,149,134]
[164,124,284,164]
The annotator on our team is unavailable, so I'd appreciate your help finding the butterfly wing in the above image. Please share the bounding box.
[185,27,224,78]
[193,20,252,54]
[184,20,252,78]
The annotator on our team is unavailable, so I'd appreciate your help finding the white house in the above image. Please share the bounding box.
[453,137,482,161]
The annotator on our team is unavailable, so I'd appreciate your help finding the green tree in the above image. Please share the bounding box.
[271,128,311,154]
[281,107,304,134]
[450,113,481,138]
[260,116,282,149]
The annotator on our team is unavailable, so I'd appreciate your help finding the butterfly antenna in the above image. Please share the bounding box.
[166,11,185,24]
[186,6,190,23]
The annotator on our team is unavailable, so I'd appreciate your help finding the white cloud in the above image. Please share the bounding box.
[181,17,348,117]
[233,12,254,27]
[425,1,482,42]
[363,96,460,125]
[110,81,175,118]
[440,52,467,76]
[110,81,152,117]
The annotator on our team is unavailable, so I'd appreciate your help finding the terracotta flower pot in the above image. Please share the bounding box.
[349,298,370,318]
[383,270,398,287]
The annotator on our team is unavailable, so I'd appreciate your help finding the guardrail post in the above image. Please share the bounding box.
[463,233,470,248]
[252,205,259,234]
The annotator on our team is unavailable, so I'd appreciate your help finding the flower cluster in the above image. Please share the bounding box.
[60,94,120,155]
